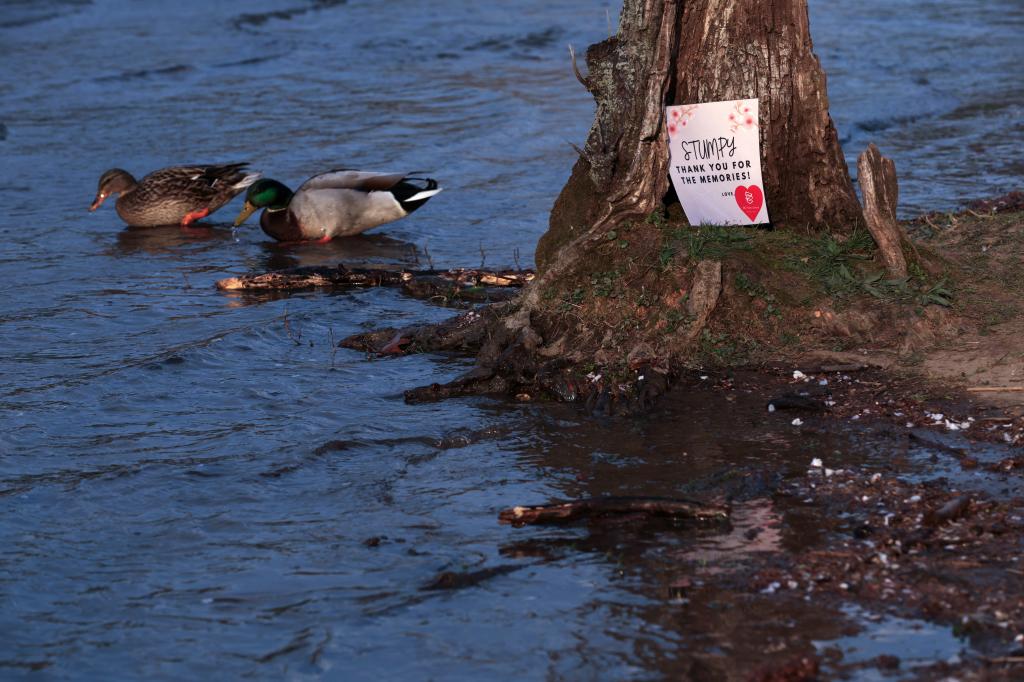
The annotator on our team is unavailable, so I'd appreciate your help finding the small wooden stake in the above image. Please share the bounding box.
[498,496,730,526]
[857,143,908,277]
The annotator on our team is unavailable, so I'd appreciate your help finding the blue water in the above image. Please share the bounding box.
[1,0,1021,679]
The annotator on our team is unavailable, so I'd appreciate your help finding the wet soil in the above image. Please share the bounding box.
[553,367,1024,680]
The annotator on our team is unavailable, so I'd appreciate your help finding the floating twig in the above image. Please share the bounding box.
[499,496,730,527]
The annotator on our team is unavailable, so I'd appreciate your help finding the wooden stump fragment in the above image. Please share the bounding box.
[857,143,908,277]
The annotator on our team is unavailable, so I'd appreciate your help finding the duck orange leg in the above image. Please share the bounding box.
[181,208,210,227]
[315,234,333,244]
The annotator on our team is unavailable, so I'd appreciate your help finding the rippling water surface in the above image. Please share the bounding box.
[0,0,1020,678]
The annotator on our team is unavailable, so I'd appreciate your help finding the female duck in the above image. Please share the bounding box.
[90,163,261,227]
[233,170,442,242]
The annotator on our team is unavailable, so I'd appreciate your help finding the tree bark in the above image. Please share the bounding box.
[539,0,861,270]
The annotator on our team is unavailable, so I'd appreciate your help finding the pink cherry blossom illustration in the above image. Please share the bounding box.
[729,100,758,133]
[666,104,698,137]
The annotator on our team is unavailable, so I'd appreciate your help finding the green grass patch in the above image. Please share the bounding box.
[657,224,756,269]
[782,230,953,307]
[734,272,782,319]
[590,269,621,298]
[697,329,758,365]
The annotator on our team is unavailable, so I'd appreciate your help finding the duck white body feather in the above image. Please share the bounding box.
[259,170,442,242]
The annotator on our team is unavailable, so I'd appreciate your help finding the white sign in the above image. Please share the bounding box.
[666,98,769,226]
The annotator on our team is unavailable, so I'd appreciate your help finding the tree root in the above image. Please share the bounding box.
[340,305,506,356]
[339,302,675,413]
[421,564,524,591]
[498,496,731,527]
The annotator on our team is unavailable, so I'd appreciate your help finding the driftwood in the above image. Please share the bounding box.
[217,266,534,292]
[857,143,908,277]
[498,496,730,527]
[217,266,533,305]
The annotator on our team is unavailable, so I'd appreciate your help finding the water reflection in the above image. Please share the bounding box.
[111,224,236,256]
[254,234,420,271]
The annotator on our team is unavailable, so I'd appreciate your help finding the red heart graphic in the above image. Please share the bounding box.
[735,185,764,222]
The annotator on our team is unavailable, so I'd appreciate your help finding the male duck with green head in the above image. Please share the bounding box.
[234,169,442,242]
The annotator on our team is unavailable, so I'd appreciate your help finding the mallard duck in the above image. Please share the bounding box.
[90,163,261,227]
[233,170,442,242]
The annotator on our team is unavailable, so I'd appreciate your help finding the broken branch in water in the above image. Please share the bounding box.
[498,496,730,527]
[217,265,534,292]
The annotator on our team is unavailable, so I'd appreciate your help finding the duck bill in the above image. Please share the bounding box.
[89,193,107,211]
[233,201,258,227]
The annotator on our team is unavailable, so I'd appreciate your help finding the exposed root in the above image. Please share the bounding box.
[567,44,590,91]
[340,305,505,356]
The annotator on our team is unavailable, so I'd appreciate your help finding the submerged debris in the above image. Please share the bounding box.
[498,496,731,527]
[757,465,1024,674]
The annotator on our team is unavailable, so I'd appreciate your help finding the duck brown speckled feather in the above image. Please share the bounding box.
[91,163,261,227]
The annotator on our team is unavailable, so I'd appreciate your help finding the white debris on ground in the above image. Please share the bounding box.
[764,367,1024,447]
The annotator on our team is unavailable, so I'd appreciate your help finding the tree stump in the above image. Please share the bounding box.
[857,143,908,277]
[343,0,882,410]
[539,0,863,271]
